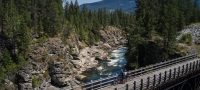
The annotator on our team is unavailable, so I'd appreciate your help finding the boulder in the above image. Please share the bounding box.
[18,64,33,90]
[19,83,33,90]
[18,72,32,82]
[96,66,104,71]
[50,61,72,86]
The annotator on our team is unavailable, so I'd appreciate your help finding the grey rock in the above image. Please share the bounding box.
[18,72,32,83]
[71,54,80,60]
[50,61,71,86]
[19,83,33,90]
[178,24,200,44]
[18,64,33,90]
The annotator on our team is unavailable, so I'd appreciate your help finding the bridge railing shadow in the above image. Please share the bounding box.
[70,53,198,90]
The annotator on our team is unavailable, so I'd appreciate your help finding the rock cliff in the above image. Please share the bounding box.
[18,64,33,90]
[8,26,126,89]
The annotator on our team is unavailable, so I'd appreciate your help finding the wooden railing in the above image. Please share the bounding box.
[119,59,200,90]
[127,53,198,78]
[69,53,198,90]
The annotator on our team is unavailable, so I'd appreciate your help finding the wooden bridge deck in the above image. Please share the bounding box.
[101,58,199,90]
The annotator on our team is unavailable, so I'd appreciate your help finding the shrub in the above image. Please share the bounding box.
[32,75,40,88]
[180,34,193,46]
[180,52,187,56]
[180,34,187,43]
[187,34,193,46]
[44,71,50,80]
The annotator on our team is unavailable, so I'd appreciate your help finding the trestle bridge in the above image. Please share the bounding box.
[69,53,200,90]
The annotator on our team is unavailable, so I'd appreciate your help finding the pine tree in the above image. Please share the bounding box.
[64,1,70,20]
[0,0,3,32]
[14,0,32,26]
[1,48,16,72]
[43,0,64,37]
[191,0,199,23]
[16,21,30,58]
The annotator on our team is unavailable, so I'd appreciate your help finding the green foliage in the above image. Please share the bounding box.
[17,55,26,68]
[42,51,48,61]
[1,49,16,72]
[0,68,6,88]
[32,75,40,88]
[63,1,134,45]
[180,34,193,46]
[127,0,200,69]
[129,62,139,69]
[38,36,47,46]
[187,35,193,46]
[43,71,50,80]
[180,51,187,56]
[16,21,31,58]
[180,34,187,43]
[0,48,16,87]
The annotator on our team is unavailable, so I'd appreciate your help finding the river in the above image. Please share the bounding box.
[82,47,128,83]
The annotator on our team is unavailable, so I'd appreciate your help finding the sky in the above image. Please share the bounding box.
[65,0,102,5]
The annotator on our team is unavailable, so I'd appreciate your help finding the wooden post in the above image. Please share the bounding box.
[147,77,150,88]
[159,73,161,84]
[169,69,171,79]
[186,64,188,73]
[178,66,180,76]
[134,81,136,90]
[190,62,192,71]
[140,79,143,90]
[196,60,198,69]
[182,65,184,74]
[164,71,167,82]
[174,68,176,78]
[193,61,195,70]
[126,84,129,90]
[153,74,156,86]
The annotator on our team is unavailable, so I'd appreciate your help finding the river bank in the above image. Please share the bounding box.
[81,47,128,83]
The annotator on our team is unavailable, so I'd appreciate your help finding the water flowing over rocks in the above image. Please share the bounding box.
[177,24,200,44]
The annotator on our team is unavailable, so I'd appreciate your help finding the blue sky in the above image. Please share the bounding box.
[65,0,102,5]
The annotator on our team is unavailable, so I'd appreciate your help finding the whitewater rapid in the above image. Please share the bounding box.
[107,47,128,67]
[82,47,128,82]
